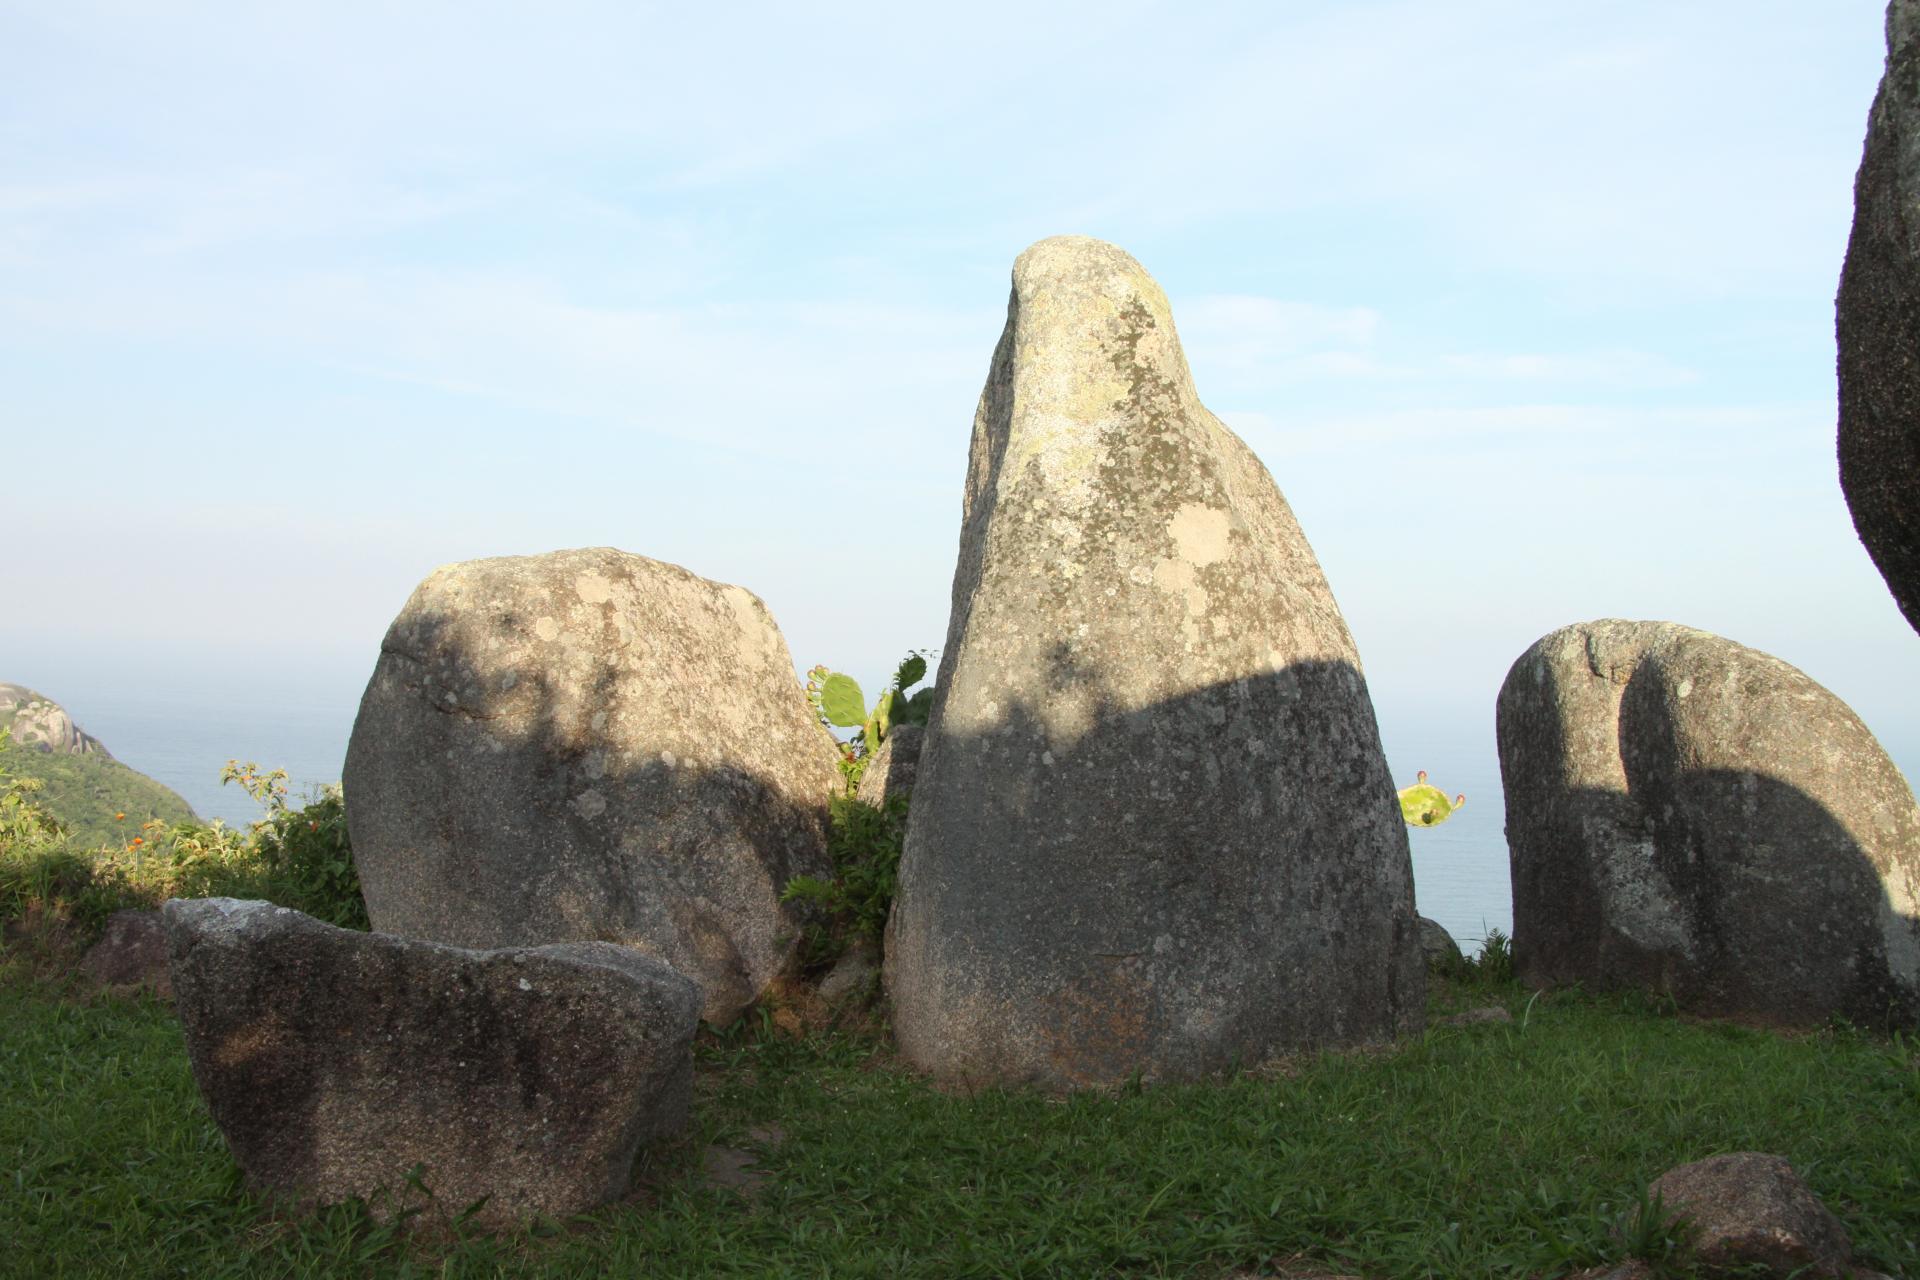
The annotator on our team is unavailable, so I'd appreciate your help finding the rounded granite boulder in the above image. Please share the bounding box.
[1497,619,1920,1027]
[345,547,841,1025]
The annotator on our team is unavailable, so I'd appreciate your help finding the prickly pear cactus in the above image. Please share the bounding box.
[1398,771,1465,827]
[804,651,937,759]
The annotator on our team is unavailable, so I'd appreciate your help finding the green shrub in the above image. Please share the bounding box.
[1472,925,1515,984]
[0,752,367,940]
[781,791,910,969]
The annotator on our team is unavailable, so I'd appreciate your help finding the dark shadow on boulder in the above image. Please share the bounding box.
[1504,646,1920,1030]
[345,620,834,1026]
[889,652,1424,1089]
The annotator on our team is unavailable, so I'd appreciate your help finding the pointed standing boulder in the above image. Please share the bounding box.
[1838,0,1920,635]
[885,237,1422,1089]
[345,547,841,1025]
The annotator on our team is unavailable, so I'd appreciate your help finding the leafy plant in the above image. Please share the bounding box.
[1473,926,1515,984]
[218,761,365,929]
[0,749,367,939]
[805,651,934,765]
[781,791,910,969]
[1614,1188,1693,1274]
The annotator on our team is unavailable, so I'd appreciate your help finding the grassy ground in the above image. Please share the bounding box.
[3,961,1914,1280]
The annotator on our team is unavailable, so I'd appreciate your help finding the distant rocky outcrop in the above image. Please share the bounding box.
[163,898,701,1230]
[344,547,842,1026]
[1838,0,1920,635]
[885,236,1423,1090]
[0,683,111,756]
[1497,620,1920,1027]
[0,682,196,844]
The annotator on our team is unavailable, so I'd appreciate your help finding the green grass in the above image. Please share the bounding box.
[3,969,1914,1279]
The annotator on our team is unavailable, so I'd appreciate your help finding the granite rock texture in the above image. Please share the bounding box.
[885,236,1422,1089]
[1649,1153,1852,1279]
[0,682,110,756]
[344,547,841,1024]
[1497,620,1920,1026]
[1417,916,1465,973]
[1838,0,1920,635]
[854,723,923,809]
[163,897,701,1230]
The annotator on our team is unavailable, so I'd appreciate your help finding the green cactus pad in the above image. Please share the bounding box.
[894,653,928,690]
[818,673,868,728]
[1398,780,1462,827]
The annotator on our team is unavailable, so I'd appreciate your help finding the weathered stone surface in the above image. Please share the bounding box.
[1839,1,1920,635]
[81,909,171,995]
[163,897,700,1230]
[885,236,1422,1089]
[817,940,879,1008]
[1649,1153,1852,1279]
[344,547,841,1024]
[1497,620,1920,1026]
[0,682,110,756]
[1417,916,1465,972]
[854,723,922,808]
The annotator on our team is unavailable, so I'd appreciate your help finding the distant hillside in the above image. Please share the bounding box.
[0,683,197,848]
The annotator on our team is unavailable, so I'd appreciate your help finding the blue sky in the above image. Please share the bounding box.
[6,0,1918,776]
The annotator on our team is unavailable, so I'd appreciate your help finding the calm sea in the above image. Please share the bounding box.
[52,690,1915,964]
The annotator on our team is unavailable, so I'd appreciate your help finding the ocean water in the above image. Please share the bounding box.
[65,691,359,833]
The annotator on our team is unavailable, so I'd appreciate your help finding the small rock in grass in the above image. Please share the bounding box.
[164,897,701,1231]
[818,941,879,1007]
[1418,916,1465,973]
[1648,1152,1852,1278]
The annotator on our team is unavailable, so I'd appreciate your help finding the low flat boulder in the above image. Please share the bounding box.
[344,547,842,1024]
[163,897,701,1231]
[1497,620,1920,1027]
[1649,1153,1852,1279]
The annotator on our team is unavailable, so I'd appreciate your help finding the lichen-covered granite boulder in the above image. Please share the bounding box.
[885,236,1422,1090]
[1497,619,1920,1027]
[163,898,701,1230]
[344,547,841,1024]
[1838,0,1920,635]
